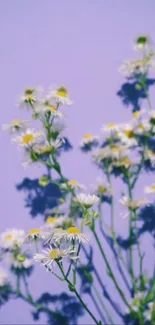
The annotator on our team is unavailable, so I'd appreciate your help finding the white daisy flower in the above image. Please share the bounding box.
[8,253,33,269]
[50,138,65,150]
[0,229,25,250]
[53,227,89,244]
[61,180,85,192]
[133,35,152,52]
[119,57,155,77]
[126,292,145,314]
[0,268,8,287]
[112,157,136,169]
[80,133,99,147]
[12,128,44,148]
[34,247,76,270]
[132,109,146,121]
[134,120,150,135]
[25,228,45,243]
[91,177,112,196]
[43,216,71,230]
[119,196,148,216]
[35,100,64,118]
[47,86,72,106]
[44,228,65,246]
[93,145,130,163]
[33,142,52,155]
[75,193,99,208]
[144,302,155,321]
[144,149,155,166]
[18,87,43,110]
[2,119,28,133]
[144,184,155,194]
[101,123,121,134]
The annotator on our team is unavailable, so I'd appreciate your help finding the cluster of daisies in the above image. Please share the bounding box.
[3,86,72,168]
[126,292,155,322]
[0,193,100,280]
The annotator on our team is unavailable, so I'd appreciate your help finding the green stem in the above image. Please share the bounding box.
[57,262,101,325]
[92,228,130,308]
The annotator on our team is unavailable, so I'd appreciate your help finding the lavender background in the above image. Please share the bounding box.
[0,0,155,324]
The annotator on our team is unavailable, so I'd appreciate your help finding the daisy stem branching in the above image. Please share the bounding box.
[91,227,130,309]
[57,261,101,325]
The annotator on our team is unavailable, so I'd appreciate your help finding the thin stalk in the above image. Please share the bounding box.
[57,262,101,325]
[92,228,130,308]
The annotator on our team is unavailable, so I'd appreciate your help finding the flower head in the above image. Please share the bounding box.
[145,184,155,194]
[75,193,99,208]
[126,292,145,314]
[0,229,25,250]
[144,302,155,321]
[2,120,28,133]
[35,100,64,118]
[25,228,44,243]
[53,227,89,244]
[61,180,85,192]
[12,128,44,148]
[134,35,151,52]
[8,253,33,269]
[0,268,8,287]
[119,196,148,217]
[18,87,43,110]
[34,247,76,270]
[47,86,72,106]
[119,57,155,77]
[80,133,99,148]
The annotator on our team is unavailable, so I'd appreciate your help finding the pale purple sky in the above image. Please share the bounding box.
[0,1,155,324]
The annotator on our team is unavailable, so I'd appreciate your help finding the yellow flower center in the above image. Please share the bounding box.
[98,185,106,193]
[111,145,120,152]
[56,87,68,98]
[29,229,41,235]
[46,217,56,224]
[49,249,62,259]
[25,89,34,100]
[132,111,140,119]
[12,119,20,126]
[137,124,145,130]
[125,130,134,138]
[83,133,93,140]
[5,234,13,240]
[108,123,116,128]
[131,60,144,68]
[66,227,81,234]
[151,185,155,191]
[68,180,78,186]
[23,134,35,144]
[39,145,51,154]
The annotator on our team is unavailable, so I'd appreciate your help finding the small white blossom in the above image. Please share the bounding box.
[18,87,43,110]
[0,268,8,287]
[61,180,86,192]
[75,193,99,208]
[53,227,90,244]
[12,128,44,148]
[8,253,33,269]
[126,292,145,314]
[120,196,148,217]
[0,229,25,250]
[35,100,64,118]
[25,228,45,243]
[2,120,28,133]
[80,133,99,148]
[34,247,76,270]
[144,184,155,194]
[119,57,155,77]
[47,86,72,106]
[144,302,155,321]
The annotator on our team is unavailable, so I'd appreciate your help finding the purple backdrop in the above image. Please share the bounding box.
[0,0,155,323]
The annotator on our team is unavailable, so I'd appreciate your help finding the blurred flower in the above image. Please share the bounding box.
[51,120,66,134]
[61,180,85,192]
[43,216,71,231]
[144,184,155,194]
[34,247,76,270]
[101,123,121,134]
[144,302,155,321]
[80,133,99,148]
[12,128,44,148]
[93,145,130,164]
[44,228,65,246]
[144,149,155,166]
[132,109,146,121]
[126,292,144,314]
[18,87,43,110]
[91,177,112,196]
[134,120,150,135]
[0,229,25,250]
[35,100,64,118]
[119,57,155,77]
[112,157,136,169]
[75,193,99,208]
[25,228,45,243]
[8,253,33,269]
[0,268,8,287]
[53,227,90,244]
[47,86,72,106]
[2,120,28,133]
[133,35,152,52]
[119,196,148,217]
